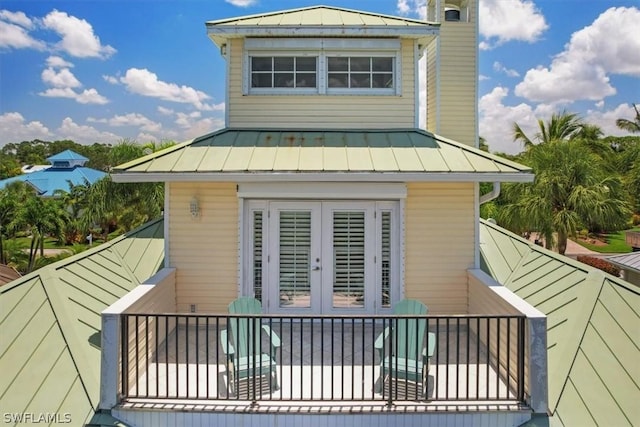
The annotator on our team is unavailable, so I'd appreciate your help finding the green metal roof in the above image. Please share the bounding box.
[206,5,439,48]
[480,220,640,427]
[0,219,164,426]
[112,129,532,183]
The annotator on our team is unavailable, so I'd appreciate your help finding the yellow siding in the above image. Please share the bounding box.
[426,40,438,133]
[426,2,477,146]
[404,182,475,313]
[228,38,416,128]
[168,182,238,312]
[467,271,529,396]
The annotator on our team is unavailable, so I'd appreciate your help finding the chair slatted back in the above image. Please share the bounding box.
[393,299,428,360]
[228,297,263,359]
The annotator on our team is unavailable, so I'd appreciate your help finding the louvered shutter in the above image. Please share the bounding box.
[332,211,365,308]
[278,211,311,308]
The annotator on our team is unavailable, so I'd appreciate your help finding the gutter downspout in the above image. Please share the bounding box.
[479,182,500,205]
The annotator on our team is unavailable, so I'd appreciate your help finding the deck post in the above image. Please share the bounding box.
[99,312,121,409]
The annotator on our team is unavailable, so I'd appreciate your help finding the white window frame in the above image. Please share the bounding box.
[243,38,402,96]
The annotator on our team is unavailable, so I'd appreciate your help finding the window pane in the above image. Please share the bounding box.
[252,57,272,72]
[274,73,294,87]
[297,57,316,71]
[372,73,393,88]
[328,57,348,71]
[372,57,393,72]
[351,74,370,88]
[350,57,370,72]
[274,57,294,71]
[328,73,348,88]
[296,73,316,88]
[252,73,272,88]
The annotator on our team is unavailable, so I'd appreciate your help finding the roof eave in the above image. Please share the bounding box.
[111,171,534,184]
[207,26,439,48]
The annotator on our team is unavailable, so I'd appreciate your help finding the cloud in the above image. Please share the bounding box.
[0,10,34,28]
[479,74,490,81]
[174,111,224,139]
[493,61,520,78]
[41,9,116,58]
[224,0,258,7]
[57,117,120,144]
[479,0,547,49]
[395,0,427,19]
[584,103,639,137]
[157,106,174,116]
[41,66,81,88]
[0,13,46,50]
[39,87,109,104]
[115,68,221,111]
[0,112,51,145]
[102,74,118,84]
[515,7,640,104]
[45,55,73,68]
[89,113,162,133]
[479,86,538,154]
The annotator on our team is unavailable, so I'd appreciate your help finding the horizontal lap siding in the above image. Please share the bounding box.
[433,21,476,146]
[404,183,475,313]
[168,182,238,313]
[228,39,416,129]
[468,272,528,396]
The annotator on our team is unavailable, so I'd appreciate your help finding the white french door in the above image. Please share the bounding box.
[246,200,398,315]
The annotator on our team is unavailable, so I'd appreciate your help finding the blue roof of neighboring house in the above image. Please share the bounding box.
[0,150,106,196]
[47,149,89,163]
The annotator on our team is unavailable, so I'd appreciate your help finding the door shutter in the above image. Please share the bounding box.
[279,211,311,307]
[332,211,365,308]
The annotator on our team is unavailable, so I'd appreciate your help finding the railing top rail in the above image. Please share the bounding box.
[121,313,527,320]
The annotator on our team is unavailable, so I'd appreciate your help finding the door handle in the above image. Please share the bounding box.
[312,265,321,271]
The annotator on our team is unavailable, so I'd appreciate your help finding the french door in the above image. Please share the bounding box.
[246,200,396,315]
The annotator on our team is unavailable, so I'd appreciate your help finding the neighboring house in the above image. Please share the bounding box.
[607,252,640,287]
[0,150,106,196]
[480,219,639,427]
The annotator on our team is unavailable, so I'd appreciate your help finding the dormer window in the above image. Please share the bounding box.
[244,38,401,96]
[251,56,317,89]
[327,56,394,90]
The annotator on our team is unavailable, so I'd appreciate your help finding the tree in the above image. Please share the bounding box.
[497,139,631,255]
[9,196,68,272]
[616,103,640,134]
[513,111,584,149]
[0,182,34,264]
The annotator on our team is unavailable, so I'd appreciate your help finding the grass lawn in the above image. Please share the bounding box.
[572,227,640,253]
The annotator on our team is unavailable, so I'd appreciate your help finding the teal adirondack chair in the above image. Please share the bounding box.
[374,299,436,397]
[220,297,281,395]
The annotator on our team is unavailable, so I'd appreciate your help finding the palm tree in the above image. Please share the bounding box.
[616,104,640,133]
[497,139,630,255]
[513,111,584,149]
[10,196,68,272]
[0,182,35,264]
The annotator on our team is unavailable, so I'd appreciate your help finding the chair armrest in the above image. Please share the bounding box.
[220,329,235,357]
[374,326,391,359]
[422,332,436,359]
[262,324,281,348]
